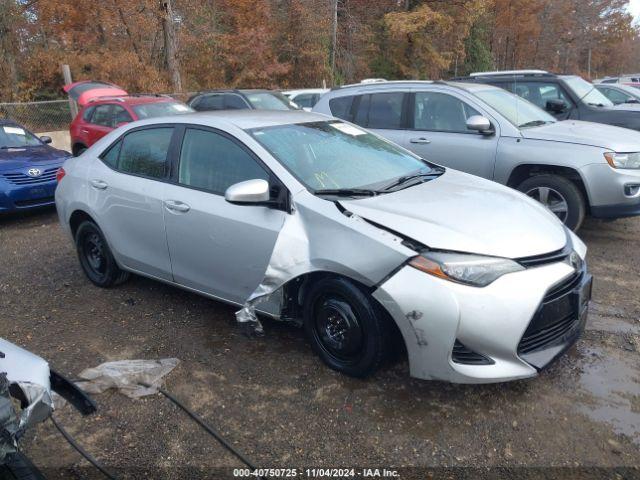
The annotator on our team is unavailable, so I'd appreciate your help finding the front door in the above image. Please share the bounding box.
[403,91,498,179]
[88,126,176,280]
[163,127,286,304]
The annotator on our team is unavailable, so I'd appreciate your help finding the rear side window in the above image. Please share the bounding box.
[101,140,121,168]
[224,94,249,110]
[118,128,173,179]
[354,92,405,129]
[112,106,133,125]
[91,104,113,127]
[293,93,318,108]
[329,96,354,121]
[178,128,269,194]
[194,94,224,111]
[82,106,96,121]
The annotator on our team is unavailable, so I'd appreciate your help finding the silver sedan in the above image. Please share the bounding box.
[55,111,592,383]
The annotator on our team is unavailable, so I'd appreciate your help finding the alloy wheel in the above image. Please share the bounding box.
[526,186,569,223]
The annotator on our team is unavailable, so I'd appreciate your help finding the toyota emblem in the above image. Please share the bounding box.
[27,168,42,177]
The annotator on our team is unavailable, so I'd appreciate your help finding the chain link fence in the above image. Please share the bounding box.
[0,93,196,135]
[0,100,72,133]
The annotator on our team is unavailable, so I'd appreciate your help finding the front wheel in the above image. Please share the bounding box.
[517,174,586,231]
[303,277,393,378]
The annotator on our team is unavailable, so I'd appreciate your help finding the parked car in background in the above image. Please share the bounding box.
[456,70,640,129]
[187,89,299,112]
[313,80,640,230]
[595,83,640,105]
[282,88,328,110]
[597,75,640,84]
[63,80,128,106]
[0,120,70,213]
[56,110,592,383]
[69,94,192,156]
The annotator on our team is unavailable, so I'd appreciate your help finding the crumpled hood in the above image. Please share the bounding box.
[0,146,69,172]
[340,170,567,259]
[520,119,640,151]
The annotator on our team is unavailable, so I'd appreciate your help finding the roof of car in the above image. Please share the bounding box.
[328,79,501,94]
[154,109,331,130]
[86,95,177,106]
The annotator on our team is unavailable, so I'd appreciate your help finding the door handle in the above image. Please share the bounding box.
[164,200,190,213]
[80,129,89,134]
[409,137,431,144]
[90,179,108,190]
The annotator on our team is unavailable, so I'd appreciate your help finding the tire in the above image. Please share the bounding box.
[73,144,87,156]
[75,220,130,287]
[517,174,586,231]
[303,277,393,378]
[0,453,46,480]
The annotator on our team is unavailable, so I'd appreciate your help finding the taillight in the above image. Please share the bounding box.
[56,167,66,183]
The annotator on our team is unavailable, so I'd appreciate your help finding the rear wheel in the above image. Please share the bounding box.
[303,277,393,378]
[75,221,129,287]
[517,174,585,231]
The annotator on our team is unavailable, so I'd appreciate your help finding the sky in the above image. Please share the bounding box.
[629,0,640,23]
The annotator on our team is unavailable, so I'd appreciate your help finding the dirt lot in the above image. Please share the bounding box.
[1,208,639,479]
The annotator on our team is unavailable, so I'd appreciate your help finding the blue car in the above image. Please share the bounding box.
[0,120,70,213]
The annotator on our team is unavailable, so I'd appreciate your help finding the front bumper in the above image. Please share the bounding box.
[580,163,640,219]
[373,259,591,383]
[0,178,58,213]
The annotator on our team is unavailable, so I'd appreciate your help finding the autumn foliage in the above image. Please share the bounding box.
[0,0,639,101]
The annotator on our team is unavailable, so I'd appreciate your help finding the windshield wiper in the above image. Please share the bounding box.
[518,120,551,128]
[382,168,444,191]
[314,188,380,197]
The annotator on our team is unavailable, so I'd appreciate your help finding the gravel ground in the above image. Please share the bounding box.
[1,208,639,479]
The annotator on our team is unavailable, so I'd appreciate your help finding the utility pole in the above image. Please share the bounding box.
[62,64,78,118]
[587,47,592,79]
[160,0,182,92]
[330,0,337,85]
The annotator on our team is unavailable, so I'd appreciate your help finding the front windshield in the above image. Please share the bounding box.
[0,124,42,148]
[564,76,614,107]
[473,88,556,128]
[244,92,299,111]
[132,101,193,119]
[249,121,434,191]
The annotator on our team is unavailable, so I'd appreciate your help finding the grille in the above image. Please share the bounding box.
[517,245,570,268]
[2,167,58,185]
[518,313,577,354]
[517,272,583,355]
[452,340,494,365]
[14,196,54,207]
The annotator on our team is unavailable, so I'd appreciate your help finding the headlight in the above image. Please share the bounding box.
[409,251,524,287]
[604,152,640,169]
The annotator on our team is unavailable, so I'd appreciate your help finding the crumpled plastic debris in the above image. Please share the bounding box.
[236,212,311,334]
[0,373,19,463]
[76,358,179,399]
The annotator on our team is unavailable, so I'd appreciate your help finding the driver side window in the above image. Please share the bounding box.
[414,92,481,133]
[178,128,270,195]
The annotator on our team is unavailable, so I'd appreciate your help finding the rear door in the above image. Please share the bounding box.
[88,126,176,280]
[162,126,286,303]
[349,91,409,146]
[404,90,498,179]
[86,104,116,146]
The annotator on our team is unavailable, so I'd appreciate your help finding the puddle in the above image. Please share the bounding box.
[576,345,640,444]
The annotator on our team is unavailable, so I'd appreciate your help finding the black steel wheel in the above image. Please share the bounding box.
[303,277,394,377]
[75,220,129,287]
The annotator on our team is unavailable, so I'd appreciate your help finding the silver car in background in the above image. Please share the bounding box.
[313,81,640,230]
[56,111,591,383]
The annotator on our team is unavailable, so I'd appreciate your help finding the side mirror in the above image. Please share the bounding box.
[225,179,270,205]
[466,115,493,134]
[40,136,52,144]
[115,122,129,128]
[625,98,639,104]
[546,99,568,113]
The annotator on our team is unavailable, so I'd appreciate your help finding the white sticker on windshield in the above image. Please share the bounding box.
[3,126,26,135]
[330,123,366,136]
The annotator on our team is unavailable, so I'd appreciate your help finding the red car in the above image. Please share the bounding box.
[65,81,192,155]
